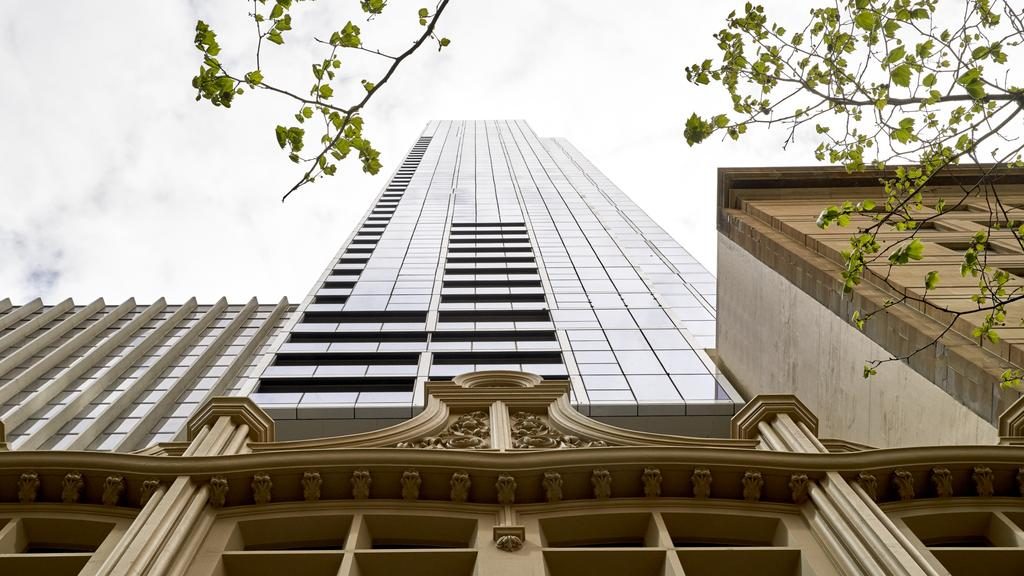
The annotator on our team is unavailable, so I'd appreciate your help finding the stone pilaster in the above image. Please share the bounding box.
[94,397,274,575]
[732,395,940,576]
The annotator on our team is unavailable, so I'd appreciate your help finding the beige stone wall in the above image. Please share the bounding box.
[717,235,998,448]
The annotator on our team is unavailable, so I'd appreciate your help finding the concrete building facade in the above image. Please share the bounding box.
[3,124,1024,575]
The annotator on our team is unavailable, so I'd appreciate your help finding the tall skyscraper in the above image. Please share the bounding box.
[250,120,741,439]
[4,123,1024,575]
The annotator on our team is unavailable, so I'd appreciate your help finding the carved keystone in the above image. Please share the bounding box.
[931,468,953,498]
[401,470,422,501]
[208,476,229,508]
[691,468,712,499]
[352,469,372,500]
[450,471,471,503]
[642,467,662,498]
[103,475,125,506]
[789,474,810,504]
[302,471,322,501]
[252,473,272,505]
[17,472,39,504]
[973,467,994,497]
[496,474,517,505]
[893,470,915,501]
[542,471,563,503]
[61,472,84,504]
[591,468,612,500]
[742,471,764,502]
[493,525,526,553]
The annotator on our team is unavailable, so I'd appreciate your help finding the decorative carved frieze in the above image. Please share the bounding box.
[691,468,712,499]
[931,468,953,498]
[496,534,524,552]
[352,469,372,500]
[208,476,229,508]
[61,472,84,504]
[509,411,606,449]
[858,473,878,501]
[592,468,612,499]
[103,475,125,506]
[401,469,422,501]
[642,467,662,498]
[450,471,471,502]
[496,474,517,505]
[397,411,490,449]
[140,479,161,506]
[17,472,39,504]
[302,471,322,501]
[893,470,915,501]
[542,471,563,503]
[789,474,810,504]
[252,473,272,505]
[742,471,763,502]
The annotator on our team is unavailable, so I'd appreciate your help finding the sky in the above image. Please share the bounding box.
[0,0,813,304]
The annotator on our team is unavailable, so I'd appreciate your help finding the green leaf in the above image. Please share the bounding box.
[270,3,284,19]
[891,64,911,87]
[301,106,313,119]
[925,270,940,290]
[922,73,936,87]
[885,46,906,66]
[854,10,877,31]
[245,70,264,85]
[439,37,451,48]
[971,46,990,60]
[319,85,334,99]
[418,7,428,18]
[684,113,714,146]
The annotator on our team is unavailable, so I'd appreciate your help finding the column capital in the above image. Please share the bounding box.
[997,394,1024,444]
[187,396,275,443]
[730,394,818,440]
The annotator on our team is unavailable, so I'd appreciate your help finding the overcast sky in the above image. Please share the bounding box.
[1,1,813,304]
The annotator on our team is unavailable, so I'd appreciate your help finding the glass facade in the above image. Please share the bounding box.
[253,120,741,433]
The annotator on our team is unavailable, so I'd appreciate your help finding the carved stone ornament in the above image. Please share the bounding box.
[450,471,471,503]
[352,469,372,500]
[496,534,524,552]
[510,411,607,449]
[401,469,422,501]
[302,471,322,501]
[592,468,612,500]
[396,410,490,449]
[496,474,517,505]
[140,480,161,507]
[742,471,764,502]
[642,467,662,498]
[893,470,915,501]
[103,475,125,506]
[973,466,994,497]
[931,468,953,498]
[542,471,563,503]
[17,472,39,504]
[252,473,273,505]
[789,474,810,504]
[62,472,84,504]
[208,476,229,508]
[857,473,878,502]
[691,468,712,499]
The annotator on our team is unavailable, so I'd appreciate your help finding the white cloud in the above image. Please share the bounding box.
[0,0,816,303]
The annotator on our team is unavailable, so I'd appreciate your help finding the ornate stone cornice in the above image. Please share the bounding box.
[730,394,819,440]
[186,397,275,443]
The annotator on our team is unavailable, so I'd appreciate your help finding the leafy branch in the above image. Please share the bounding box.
[191,0,452,201]
[685,0,1024,384]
